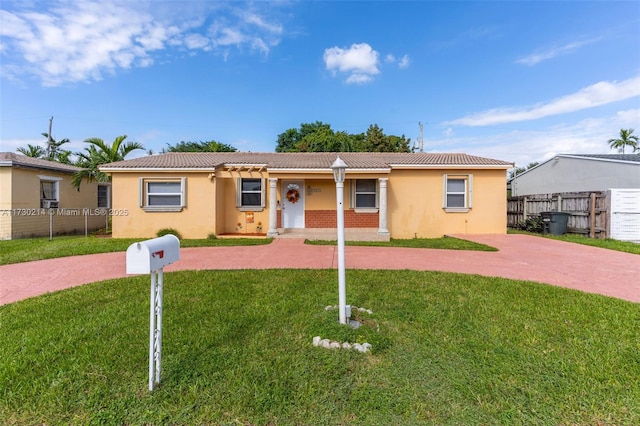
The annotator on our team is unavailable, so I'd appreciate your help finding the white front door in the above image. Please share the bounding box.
[282,180,305,228]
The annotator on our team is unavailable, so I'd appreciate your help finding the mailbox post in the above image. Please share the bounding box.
[126,234,180,391]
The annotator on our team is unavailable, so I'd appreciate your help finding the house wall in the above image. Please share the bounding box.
[109,168,508,239]
[111,171,217,239]
[1,167,103,239]
[511,157,640,196]
[0,168,12,239]
[387,168,508,238]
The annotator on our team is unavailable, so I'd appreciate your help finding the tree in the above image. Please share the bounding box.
[275,122,411,153]
[72,135,144,189]
[508,162,539,180]
[16,144,46,158]
[16,132,72,163]
[608,128,639,154]
[41,132,71,162]
[165,140,237,152]
[275,121,333,152]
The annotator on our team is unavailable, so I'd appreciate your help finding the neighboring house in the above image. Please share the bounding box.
[0,152,109,239]
[510,154,640,196]
[100,152,513,240]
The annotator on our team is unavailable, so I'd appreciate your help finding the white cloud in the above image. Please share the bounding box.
[184,33,210,50]
[385,54,395,63]
[0,1,286,86]
[431,109,639,168]
[516,38,600,66]
[324,43,380,84]
[243,12,283,35]
[346,74,375,85]
[446,76,640,127]
[398,54,410,69]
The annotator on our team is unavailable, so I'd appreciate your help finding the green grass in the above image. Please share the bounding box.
[1,269,638,425]
[306,236,498,251]
[509,230,640,255]
[0,235,272,265]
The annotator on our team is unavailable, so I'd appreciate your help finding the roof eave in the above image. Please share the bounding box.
[269,167,392,174]
[3,161,78,174]
[390,164,513,170]
[99,167,216,172]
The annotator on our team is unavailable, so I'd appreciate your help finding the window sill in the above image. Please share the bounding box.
[143,206,184,212]
[443,207,470,213]
[239,207,264,212]
[354,208,379,214]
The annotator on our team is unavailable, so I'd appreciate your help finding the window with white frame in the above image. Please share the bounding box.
[38,175,60,208]
[443,174,473,212]
[236,178,265,210]
[97,184,110,208]
[350,179,378,210]
[140,178,186,212]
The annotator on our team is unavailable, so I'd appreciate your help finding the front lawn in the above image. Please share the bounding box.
[0,236,272,265]
[306,236,497,251]
[508,230,640,255]
[1,269,638,425]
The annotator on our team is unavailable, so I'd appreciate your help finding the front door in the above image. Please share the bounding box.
[282,180,305,228]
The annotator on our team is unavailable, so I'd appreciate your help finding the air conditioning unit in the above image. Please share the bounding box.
[42,200,59,208]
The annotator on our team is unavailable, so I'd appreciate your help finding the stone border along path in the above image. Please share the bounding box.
[1,234,638,306]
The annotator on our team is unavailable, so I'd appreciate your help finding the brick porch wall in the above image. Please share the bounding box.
[305,210,378,228]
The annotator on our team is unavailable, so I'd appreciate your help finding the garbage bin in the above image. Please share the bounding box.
[540,212,570,235]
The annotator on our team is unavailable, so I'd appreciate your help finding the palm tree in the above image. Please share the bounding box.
[608,128,639,154]
[72,135,144,189]
[16,144,46,158]
[41,132,70,161]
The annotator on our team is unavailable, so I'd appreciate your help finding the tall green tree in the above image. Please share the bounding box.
[165,140,237,152]
[16,144,46,158]
[608,128,639,154]
[72,135,144,189]
[275,122,410,153]
[275,121,333,152]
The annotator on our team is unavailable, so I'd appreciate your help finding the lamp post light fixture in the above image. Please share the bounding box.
[331,156,348,324]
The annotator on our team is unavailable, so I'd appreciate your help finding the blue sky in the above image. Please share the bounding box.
[1,1,639,168]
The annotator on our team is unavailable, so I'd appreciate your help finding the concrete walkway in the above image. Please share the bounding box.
[1,234,638,306]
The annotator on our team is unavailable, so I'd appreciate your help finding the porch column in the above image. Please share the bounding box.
[378,178,389,236]
[267,178,279,237]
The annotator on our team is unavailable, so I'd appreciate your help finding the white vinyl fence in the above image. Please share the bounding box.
[609,189,640,243]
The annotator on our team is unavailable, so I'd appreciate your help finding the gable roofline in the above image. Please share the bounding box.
[0,152,81,174]
[509,153,640,182]
[556,154,640,164]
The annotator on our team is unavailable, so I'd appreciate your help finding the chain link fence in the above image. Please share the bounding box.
[1,208,111,240]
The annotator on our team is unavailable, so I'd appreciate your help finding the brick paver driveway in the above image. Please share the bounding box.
[1,234,638,306]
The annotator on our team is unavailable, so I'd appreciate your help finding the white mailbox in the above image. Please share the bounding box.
[125,234,180,391]
[126,234,180,274]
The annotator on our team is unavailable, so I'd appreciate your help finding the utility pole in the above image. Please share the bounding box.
[46,116,54,159]
[417,122,424,152]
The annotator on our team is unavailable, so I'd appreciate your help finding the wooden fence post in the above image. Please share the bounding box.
[589,192,596,238]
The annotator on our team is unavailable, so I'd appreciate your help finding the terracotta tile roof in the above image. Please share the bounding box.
[100,152,513,171]
[0,152,81,173]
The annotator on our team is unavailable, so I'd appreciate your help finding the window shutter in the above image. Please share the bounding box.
[180,177,186,207]
[348,180,355,209]
[236,178,242,207]
[260,178,266,208]
[467,174,473,208]
[139,178,144,207]
[442,174,448,208]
